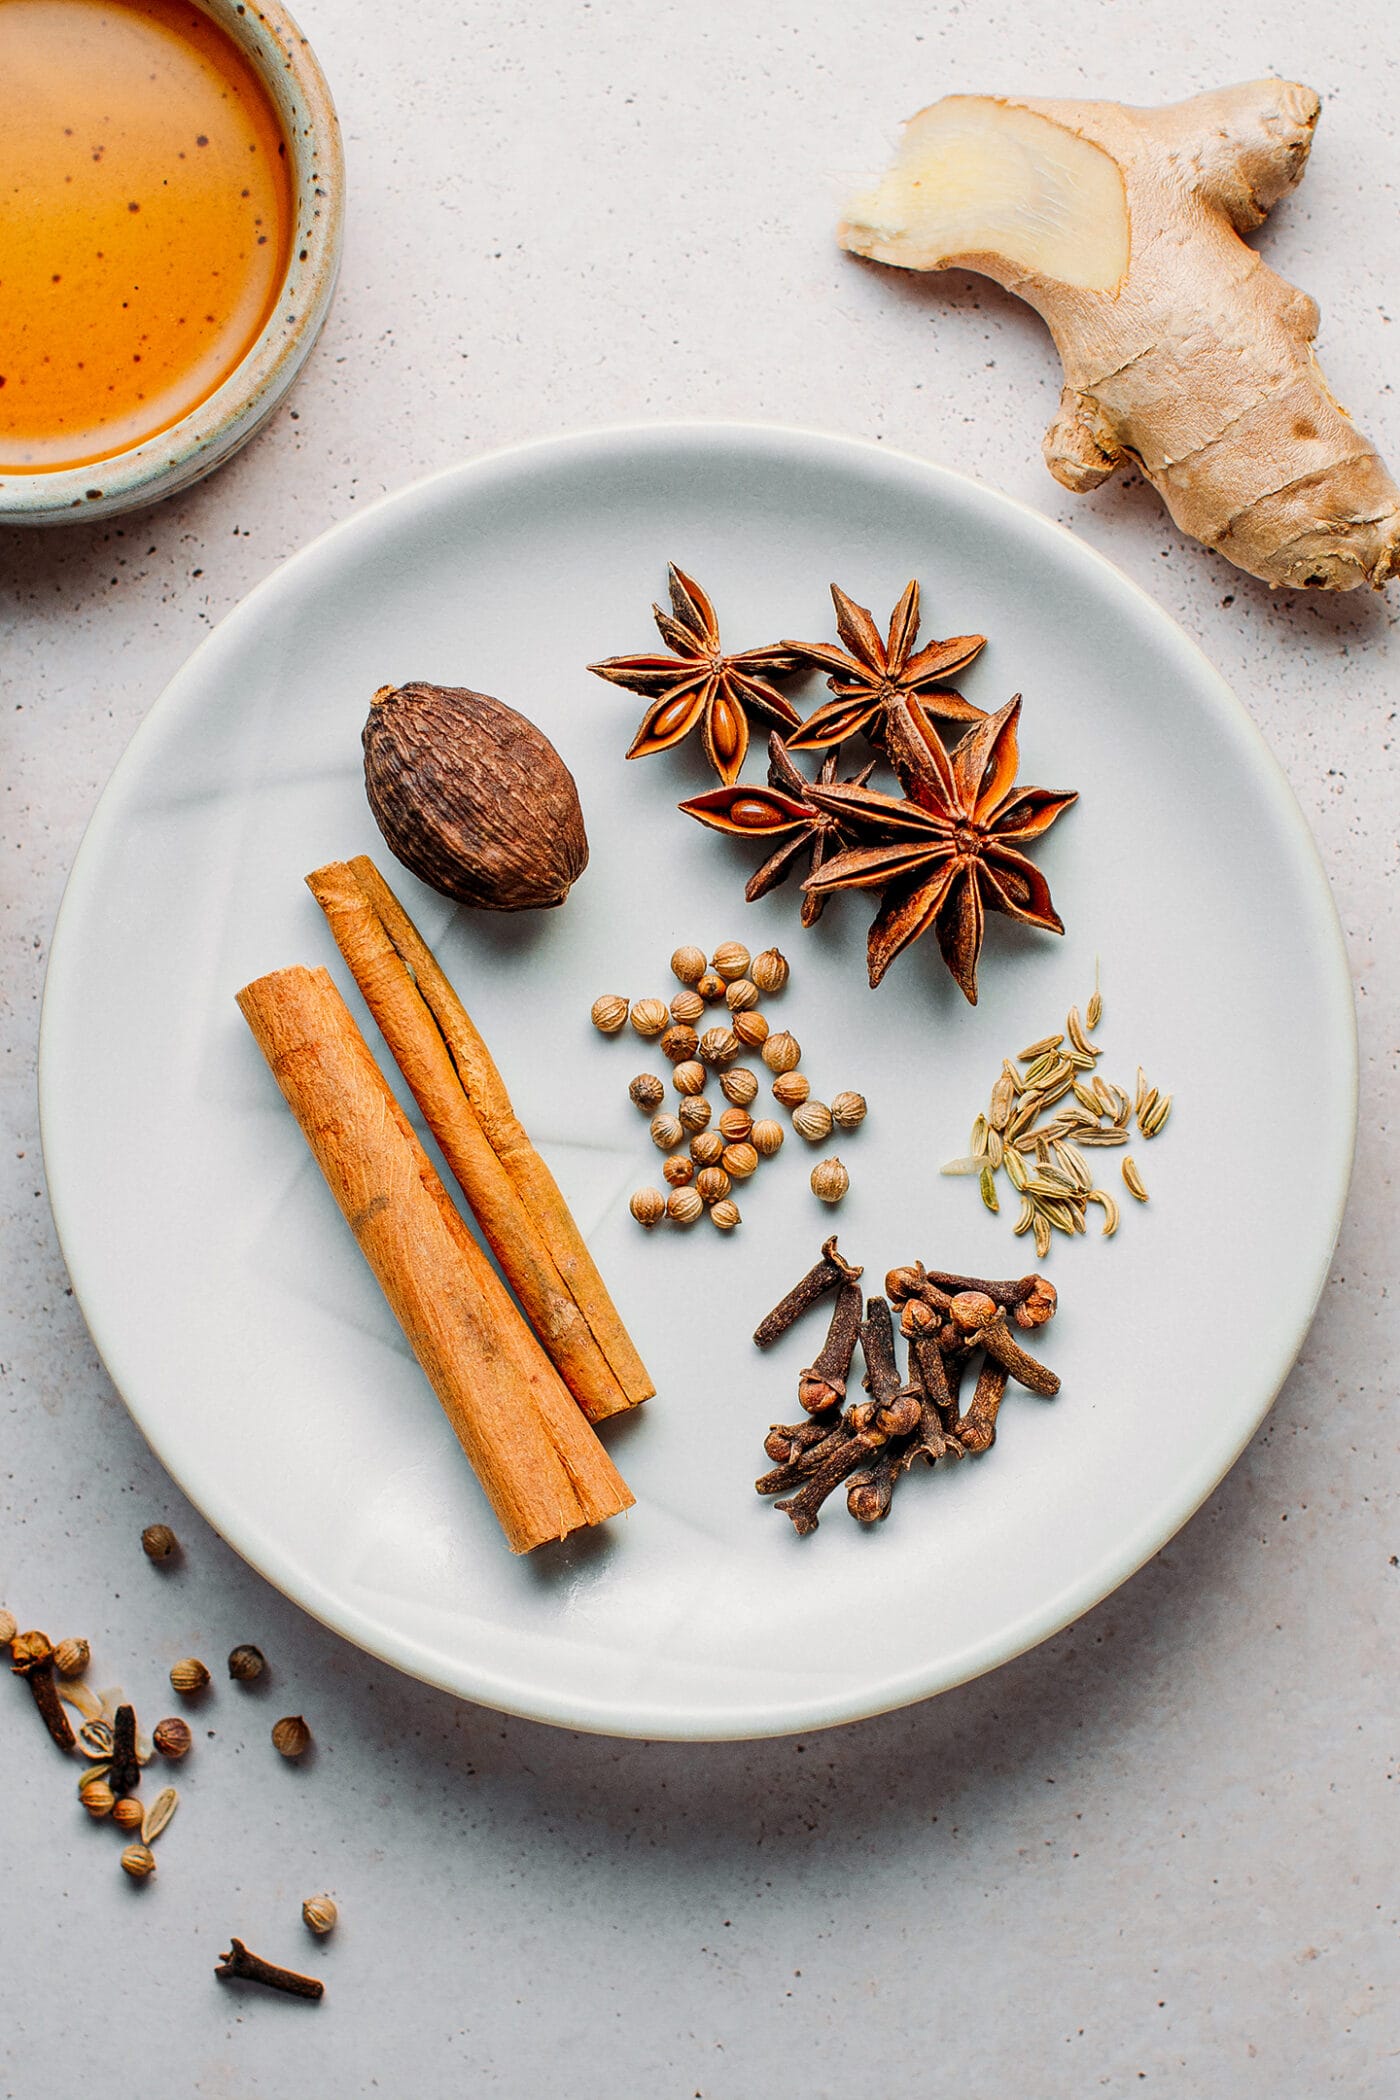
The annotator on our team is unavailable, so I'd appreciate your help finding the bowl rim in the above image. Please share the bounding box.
[0,0,344,523]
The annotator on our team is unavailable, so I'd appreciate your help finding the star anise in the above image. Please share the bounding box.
[782,580,988,753]
[802,694,1078,1002]
[588,564,803,785]
[678,734,875,926]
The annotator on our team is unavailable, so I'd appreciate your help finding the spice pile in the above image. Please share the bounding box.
[753,1241,1060,1534]
[591,940,867,1227]
[943,976,1174,1254]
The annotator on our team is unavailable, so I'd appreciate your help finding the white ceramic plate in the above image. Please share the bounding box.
[40,425,1355,1740]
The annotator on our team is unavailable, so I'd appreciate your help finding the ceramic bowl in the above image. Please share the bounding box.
[0,0,343,526]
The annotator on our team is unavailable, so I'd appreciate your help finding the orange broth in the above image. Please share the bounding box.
[0,0,293,471]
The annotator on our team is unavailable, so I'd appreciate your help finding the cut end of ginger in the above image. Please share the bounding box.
[840,97,1129,292]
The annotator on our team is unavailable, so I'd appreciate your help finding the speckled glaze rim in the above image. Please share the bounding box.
[0,0,343,526]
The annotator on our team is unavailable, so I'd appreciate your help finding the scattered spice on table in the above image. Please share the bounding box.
[216,1938,324,2001]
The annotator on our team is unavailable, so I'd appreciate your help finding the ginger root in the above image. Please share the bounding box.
[841,80,1400,591]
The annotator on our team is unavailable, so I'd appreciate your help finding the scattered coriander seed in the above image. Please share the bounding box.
[670,989,705,1025]
[228,1643,266,1683]
[141,1523,179,1562]
[120,1843,156,1881]
[649,1112,683,1151]
[112,1796,144,1832]
[80,1777,116,1818]
[152,1717,193,1759]
[718,1107,753,1143]
[272,1714,312,1759]
[732,1009,769,1048]
[711,941,750,981]
[630,998,669,1039]
[660,1024,699,1064]
[830,1091,868,1130]
[666,1188,704,1226]
[762,1031,801,1074]
[169,1657,211,1697]
[690,1131,726,1167]
[750,948,789,995]
[663,1157,695,1189]
[811,1157,850,1204]
[629,1187,667,1228]
[671,945,707,985]
[772,1071,810,1109]
[672,1060,707,1096]
[303,1894,339,1937]
[724,978,760,1013]
[678,1096,712,1133]
[720,1067,759,1107]
[721,1142,759,1180]
[0,1609,16,1648]
[751,1118,784,1157]
[696,971,726,1002]
[710,1199,742,1231]
[695,1166,732,1204]
[628,1073,665,1112]
[53,1638,90,1677]
[793,1100,834,1143]
[698,1026,739,1066]
[590,994,629,1035]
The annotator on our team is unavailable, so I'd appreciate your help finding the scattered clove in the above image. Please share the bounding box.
[797,1279,863,1415]
[10,1632,76,1752]
[753,1236,863,1347]
[108,1703,141,1797]
[216,1938,324,2001]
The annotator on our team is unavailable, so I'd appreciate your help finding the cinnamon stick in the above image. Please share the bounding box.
[236,965,632,1553]
[307,856,652,1420]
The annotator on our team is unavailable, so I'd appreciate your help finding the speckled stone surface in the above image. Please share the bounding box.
[2,4,1397,2092]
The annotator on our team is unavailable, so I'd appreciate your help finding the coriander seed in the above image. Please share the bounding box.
[696,971,726,1002]
[670,989,705,1025]
[153,1716,193,1759]
[649,1112,683,1151]
[711,941,750,981]
[228,1643,266,1683]
[666,1188,704,1226]
[751,1118,784,1157]
[629,1187,667,1228]
[793,1100,834,1142]
[590,994,629,1035]
[762,1031,801,1074]
[272,1714,312,1759]
[671,945,707,985]
[630,998,669,1039]
[710,1200,742,1231]
[772,1071,810,1109]
[672,1060,707,1096]
[750,948,789,995]
[698,1026,739,1066]
[141,1523,179,1562]
[303,1894,339,1937]
[169,1657,210,1697]
[733,1010,769,1048]
[112,1796,144,1831]
[811,1157,850,1204]
[718,1107,753,1143]
[120,1843,156,1881]
[660,1024,699,1064]
[0,1609,16,1648]
[81,1777,116,1818]
[830,1091,868,1130]
[629,1073,665,1112]
[663,1157,695,1189]
[721,1142,759,1180]
[695,1166,731,1204]
[678,1096,711,1133]
[53,1638,90,1677]
[690,1131,725,1167]
[720,1067,759,1107]
[724,978,759,1013]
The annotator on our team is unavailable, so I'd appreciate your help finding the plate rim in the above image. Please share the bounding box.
[38,419,1359,1740]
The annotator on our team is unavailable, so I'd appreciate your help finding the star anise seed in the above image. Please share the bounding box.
[782,580,987,753]
[588,564,803,785]
[678,734,875,927]
[802,694,1077,1002]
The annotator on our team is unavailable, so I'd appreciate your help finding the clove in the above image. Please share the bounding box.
[108,1703,141,1798]
[753,1237,862,1347]
[957,1303,1060,1397]
[10,1633,75,1752]
[797,1279,863,1415]
[215,1938,325,2002]
[954,1358,1010,1453]
[919,1268,1057,1330]
[847,1447,899,1524]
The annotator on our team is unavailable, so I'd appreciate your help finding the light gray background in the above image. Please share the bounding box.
[3,2,1396,2092]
